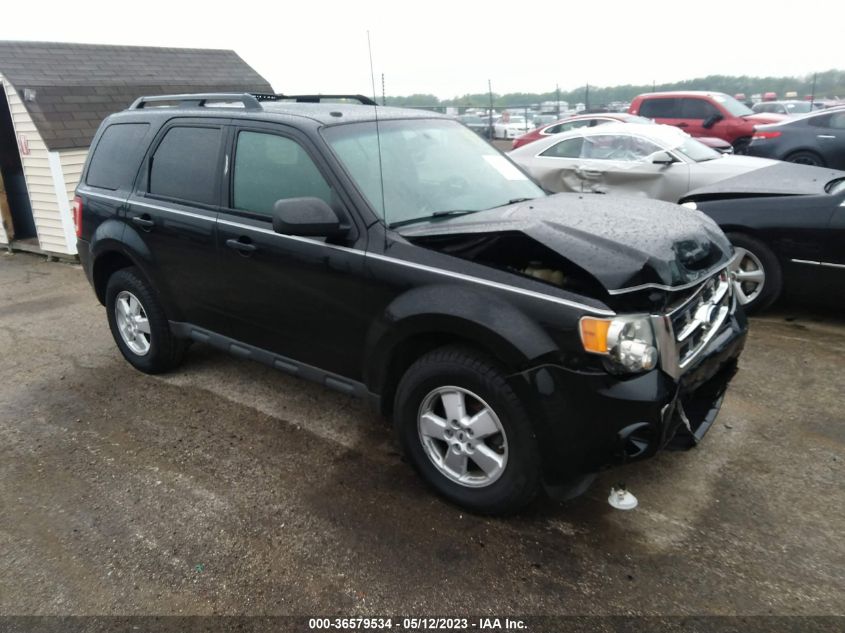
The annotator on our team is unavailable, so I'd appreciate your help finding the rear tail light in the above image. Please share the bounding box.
[72,195,83,238]
[753,130,781,140]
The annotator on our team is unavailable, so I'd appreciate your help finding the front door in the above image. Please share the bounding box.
[215,124,370,380]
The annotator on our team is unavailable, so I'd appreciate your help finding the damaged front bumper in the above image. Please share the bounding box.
[510,305,748,497]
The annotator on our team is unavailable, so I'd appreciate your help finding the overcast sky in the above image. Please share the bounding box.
[2,1,842,99]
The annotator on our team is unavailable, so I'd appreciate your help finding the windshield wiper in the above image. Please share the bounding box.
[486,197,536,210]
[389,209,479,229]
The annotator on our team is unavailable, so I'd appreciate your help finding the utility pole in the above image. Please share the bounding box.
[810,72,817,105]
[585,82,589,111]
[488,79,494,140]
[381,73,386,106]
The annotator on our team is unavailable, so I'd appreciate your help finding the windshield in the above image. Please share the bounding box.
[322,119,544,226]
[712,93,753,117]
[672,137,721,162]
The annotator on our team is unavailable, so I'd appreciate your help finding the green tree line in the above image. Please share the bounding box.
[383,70,845,108]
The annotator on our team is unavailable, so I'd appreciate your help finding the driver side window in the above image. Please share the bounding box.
[232,131,332,215]
[582,135,662,161]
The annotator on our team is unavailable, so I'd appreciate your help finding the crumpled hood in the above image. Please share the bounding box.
[399,193,732,292]
[683,162,845,200]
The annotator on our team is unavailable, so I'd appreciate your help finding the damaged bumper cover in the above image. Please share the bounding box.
[508,296,748,493]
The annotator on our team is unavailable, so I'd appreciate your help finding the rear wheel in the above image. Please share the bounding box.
[785,150,825,167]
[394,346,541,515]
[105,267,188,373]
[727,233,782,313]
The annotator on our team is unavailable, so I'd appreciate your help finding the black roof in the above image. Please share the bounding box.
[0,41,273,150]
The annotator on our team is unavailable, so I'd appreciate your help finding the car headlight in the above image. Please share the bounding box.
[579,315,658,373]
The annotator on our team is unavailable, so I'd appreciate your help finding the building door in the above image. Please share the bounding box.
[0,89,36,240]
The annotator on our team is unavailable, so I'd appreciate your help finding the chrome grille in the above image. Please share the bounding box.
[669,269,732,369]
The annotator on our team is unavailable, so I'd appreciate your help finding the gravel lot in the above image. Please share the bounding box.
[0,251,843,617]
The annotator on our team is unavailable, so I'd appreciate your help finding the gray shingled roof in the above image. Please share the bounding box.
[0,41,273,150]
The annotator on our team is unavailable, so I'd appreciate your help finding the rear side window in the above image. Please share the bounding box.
[232,131,332,214]
[540,137,583,158]
[149,126,222,205]
[86,123,150,190]
[639,98,680,118]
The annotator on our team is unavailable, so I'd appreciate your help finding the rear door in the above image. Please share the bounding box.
[810,110,845,170]
[637,97,682,128]
[214,122,370,380]
[125,119,229,331]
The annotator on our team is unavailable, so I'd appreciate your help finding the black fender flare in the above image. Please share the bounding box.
[363,283,559,395]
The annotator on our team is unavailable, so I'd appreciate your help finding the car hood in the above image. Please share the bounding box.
[398,194,732,292]
[683,162,845,200]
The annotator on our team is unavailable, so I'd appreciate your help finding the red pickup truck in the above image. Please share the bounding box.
[629,91,786,153]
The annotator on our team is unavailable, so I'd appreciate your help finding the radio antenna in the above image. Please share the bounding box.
[367,31,387,234]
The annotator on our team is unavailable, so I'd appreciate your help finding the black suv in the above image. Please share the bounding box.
[74,93,748,514]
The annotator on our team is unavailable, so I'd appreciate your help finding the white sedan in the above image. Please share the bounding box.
[508,123,776,202]
[493,115,534,140]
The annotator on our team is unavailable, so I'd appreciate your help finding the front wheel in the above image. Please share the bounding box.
[393,346,541,515]
[727,233,782,313]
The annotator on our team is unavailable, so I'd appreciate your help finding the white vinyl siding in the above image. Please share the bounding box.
[1,73,85,255]
[59,149,88,202]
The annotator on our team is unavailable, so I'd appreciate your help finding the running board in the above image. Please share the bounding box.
[168,321,370,400]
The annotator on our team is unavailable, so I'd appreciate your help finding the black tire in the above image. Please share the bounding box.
[393,345,541,515]
[785,150,825,167]
[732,136,751,154]
[105,267,188,374]
[727,232,782,314]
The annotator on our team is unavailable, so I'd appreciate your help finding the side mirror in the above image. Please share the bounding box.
[650,150,675,165]
[272,197,347,237]
[702,113,723,129]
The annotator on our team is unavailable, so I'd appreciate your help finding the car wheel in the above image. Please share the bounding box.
[105,267,188,374]
[784,150,825,167]
[394,345,541,515]
[727,233,782,313]
[732,136,752,154]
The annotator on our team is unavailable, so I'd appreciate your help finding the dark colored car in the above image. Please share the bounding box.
[629,91,787,153]
[747,107,845,169]
[680,163,845,312]
[74,92,747,514]
[511,112,733,153]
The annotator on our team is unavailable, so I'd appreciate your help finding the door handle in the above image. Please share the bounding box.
[226,237,257,255]
[675,122,689,128]
[131,215,154,229]
[817,134,836,139]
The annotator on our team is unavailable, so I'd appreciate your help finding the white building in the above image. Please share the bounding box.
[0,41,271,257]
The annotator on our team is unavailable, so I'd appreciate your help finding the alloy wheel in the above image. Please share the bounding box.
[730,247,766,305]
[115,290,151,356]
[417,386,508,488]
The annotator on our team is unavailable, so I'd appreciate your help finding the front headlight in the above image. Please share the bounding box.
[579,315,658,373]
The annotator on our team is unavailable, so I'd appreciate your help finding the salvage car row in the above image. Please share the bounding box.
[502,95,845,313]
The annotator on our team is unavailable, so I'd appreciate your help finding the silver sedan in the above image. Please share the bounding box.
[508,123,776,202]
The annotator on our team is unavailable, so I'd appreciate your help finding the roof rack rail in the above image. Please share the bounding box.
[128,93,263,110]
[251,93,378,106]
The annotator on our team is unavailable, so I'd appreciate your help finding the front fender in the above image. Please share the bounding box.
[363,283,559,393]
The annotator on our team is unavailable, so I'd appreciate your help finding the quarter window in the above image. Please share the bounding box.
[149,126,222,205]
[87,123,150,190]
[233,131,332,215]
